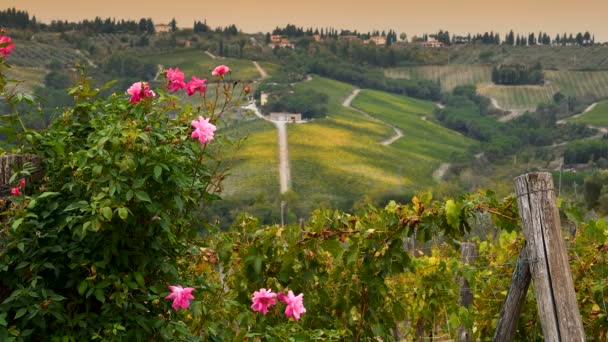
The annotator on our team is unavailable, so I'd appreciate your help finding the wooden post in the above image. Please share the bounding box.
[280,201,287,227]
[493,246,532,341]
[459,243,477,342]
[514,172,584,341]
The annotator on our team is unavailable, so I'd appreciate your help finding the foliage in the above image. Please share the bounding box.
[0,59,244,340]
[492,63,544,85]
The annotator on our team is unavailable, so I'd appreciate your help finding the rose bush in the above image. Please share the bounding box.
[0,46,246,339]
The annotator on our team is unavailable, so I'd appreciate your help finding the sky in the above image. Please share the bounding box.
[4,0,608,42]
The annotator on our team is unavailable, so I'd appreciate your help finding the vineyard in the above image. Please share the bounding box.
[4,39,85,68]
[386,65,608,110]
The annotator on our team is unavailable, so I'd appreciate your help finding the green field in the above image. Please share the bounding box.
[141,49,261,81]
[286,77,476,210]
[570,100,608,126]
[386,65,608,111]
[219,118,280,198]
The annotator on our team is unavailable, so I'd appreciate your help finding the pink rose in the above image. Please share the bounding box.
[244,85,251,93]
[11,187,20,196]
[185,76,207,96]
[282,290,306,320]
[166,67,186,92]
[165,285,195,310]
[211,65,230,77]
[127,82,155,103]
[0,36,14,58]
[18,178,25,188]
[251,288,277,315]
[191,116,216,145]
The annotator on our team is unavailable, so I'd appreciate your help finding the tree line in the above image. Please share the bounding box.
[491,63,544,85]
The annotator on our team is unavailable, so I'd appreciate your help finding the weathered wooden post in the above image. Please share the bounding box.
[493,246,532,341]
[513,172,584,341]
[280,200,287,227]
[459,242,477,342]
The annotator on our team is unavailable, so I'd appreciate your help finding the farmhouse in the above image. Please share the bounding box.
[270,112,302,122]
[421,39,444,48]
[154,24,171,34]
[268,35,295,49]
[365,36,386,45]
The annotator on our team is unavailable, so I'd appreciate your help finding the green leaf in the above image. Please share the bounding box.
[14,308,27,319]
[11,218,23,230]
[78,281,88,295]
[17,242,24,252]
[445,199,461,228]
[126,190,134,201]
[321,239,345,259]
[153,165,162,180]
[134,191,151,202]
[101,207,112,221]
[134,272,145,288]
[118,207,129,221]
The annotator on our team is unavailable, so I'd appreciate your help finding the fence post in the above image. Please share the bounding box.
[514,172,584,341]
[280,201,287,228]
[493,246,532,341]
[458,242,477,342]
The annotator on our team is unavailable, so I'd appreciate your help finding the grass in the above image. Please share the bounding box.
[216,116,280,198]
[141,49,261,81]
[570,100,608,126]
[210,76,475,222]
[286,77,476,211]
[386,65,608,111]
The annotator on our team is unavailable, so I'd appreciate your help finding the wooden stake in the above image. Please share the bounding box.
[514,172,584,341]
[493,246,532,341]
[459,242,477,342]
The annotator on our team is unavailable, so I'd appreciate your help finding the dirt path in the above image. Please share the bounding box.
[153,64,163,81]
[343,89,403,146]
[432,163,450,182]
[205,51,217,59]
[492,98,527,122]
[253,61,268,79]
[275,122,291,193]
[243,102,293,193]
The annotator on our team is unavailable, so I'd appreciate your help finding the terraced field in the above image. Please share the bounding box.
[386,65,608,110]
[6,40,85,68]
[385,65,492,92]
[4,66,46,92]
[570,100,608,126]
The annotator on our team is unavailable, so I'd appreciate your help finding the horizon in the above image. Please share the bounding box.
[3,0,608,42]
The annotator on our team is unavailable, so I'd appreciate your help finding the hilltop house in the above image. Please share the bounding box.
[154,24,171,34]
[365,36,386,45]
[268,36,295,49]
[421,39,444,48]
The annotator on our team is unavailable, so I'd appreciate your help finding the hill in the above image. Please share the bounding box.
[569,100,608,126]
[386,65,608,110]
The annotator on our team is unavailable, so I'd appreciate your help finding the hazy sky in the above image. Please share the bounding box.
[5,0,608,41]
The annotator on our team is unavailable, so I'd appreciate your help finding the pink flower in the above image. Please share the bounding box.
[127,82,155,103]
[10,187,20,196]
[185,76,207,96]
[166,67,186,92]
[211,65,230,77]
[0,36,14,58]
[244,85,251,93]
[283,290,306,320]
[18,178,25,188]
[191,116,216,144]
[251,288,277,315]
[165,285,195,310]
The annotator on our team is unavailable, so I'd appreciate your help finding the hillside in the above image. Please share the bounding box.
[386,65,608,110]
[570,99,608,126]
